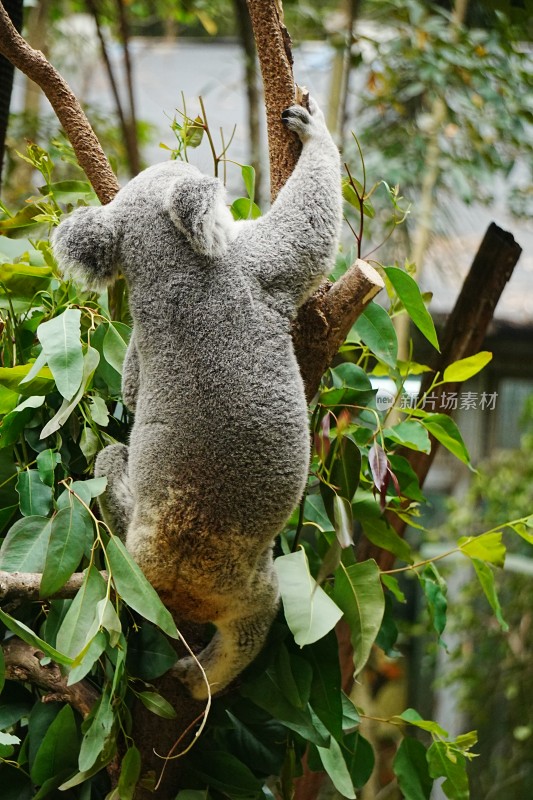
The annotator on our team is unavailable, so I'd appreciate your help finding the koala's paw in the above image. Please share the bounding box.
[281,96,326,141]
[172,656,211,701]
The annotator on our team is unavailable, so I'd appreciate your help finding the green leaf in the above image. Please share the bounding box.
[56,566,107,659]
[322,434,361,523]
[393,737,432,800]
[333,495,354,548]
[343,731,375,789]
[16,470,53,517]
[470,558,508,631]
[385,266,439,350]
[274,549,343,646]
[225,711,282,777]
[37,309,84,400]
[0,609,73,665]
[304,493,335,533]
[419,564,448,640]
[511,521,533,545]
[353,500,413,563]
[103,322,130,374]
[241,164,256,202]
[68,630,107,685]
[420,414,472,467]
[0,396,45,450]
[0,682,33,728]
[241,669,328,747]
[442,351,492,383]
[333,559,385,675]
[31,705,79,785]
[78,691,115,772]
[105,535,179,639]
[314,720,356,798]
[138,691,177,719]
[190,751,262,797]
[458,531,505,567]
[40,506,88,597]
[427,741,469,800]
[381,574,407,603]
[88,395,109,427]
[0,262,52,298]
[0,515,53,572]
[0,647,4,694]
[127,622,177,680]
[0,363,54,396]
[384,421,432,454]
[302,632,343,740]
[230,197,262,220]
[89,598,122,647]
[274,644,312,709]
[0,384,18,414]
[36,449,60,487]
[40,346,100,439]
[117,746,141,800]
[353,302,398,368]
[397,709,448,738]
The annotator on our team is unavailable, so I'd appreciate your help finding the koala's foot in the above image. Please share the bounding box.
[95,443,133,541]
[281,96,325,142]
[171,655,212,701]
[173,576,279,700]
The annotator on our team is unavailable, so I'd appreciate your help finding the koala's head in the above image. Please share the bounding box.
[52,161,236,290]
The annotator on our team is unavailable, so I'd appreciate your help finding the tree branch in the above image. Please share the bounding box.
[245,0,301,200]
[0,570,108,601]
[358,222,523,569]
[0,0,119,204]
[2,637,99,718]
[294,260,384,401]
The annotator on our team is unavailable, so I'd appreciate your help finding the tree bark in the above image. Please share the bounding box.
[358,222,522,570]
[0,0,119,204]
[2,638,99,718]
[233,0,263,204]
[0,0,23,187]
[245,0,301,200]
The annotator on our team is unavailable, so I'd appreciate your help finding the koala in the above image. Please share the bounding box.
[52,98,342,699]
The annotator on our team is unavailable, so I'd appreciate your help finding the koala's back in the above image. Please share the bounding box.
[126,238,310,558]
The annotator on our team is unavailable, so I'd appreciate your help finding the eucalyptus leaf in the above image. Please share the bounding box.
[37,308,84,400]
[40,506,88,597]
[385,266,439,351]
[333,559,385,675]
[274,549,343,647]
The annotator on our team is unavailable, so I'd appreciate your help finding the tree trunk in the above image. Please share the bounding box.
[358,222,522,570]
[0,0,23,187]
[233,0,263,204]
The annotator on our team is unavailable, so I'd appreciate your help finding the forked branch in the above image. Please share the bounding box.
[0,0,119,203]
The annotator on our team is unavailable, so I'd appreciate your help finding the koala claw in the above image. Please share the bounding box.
[171,656,211,701]
[281,99,324,140]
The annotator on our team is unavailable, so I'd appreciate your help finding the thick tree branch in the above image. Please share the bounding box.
[0,0,119,204]
[0,569,108,601]
[358,222,522,569]
[294,260,384,401]
[2,637,99,718]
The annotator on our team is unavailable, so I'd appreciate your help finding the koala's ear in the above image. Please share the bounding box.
[167,174,231,258]
[52,206,120,290]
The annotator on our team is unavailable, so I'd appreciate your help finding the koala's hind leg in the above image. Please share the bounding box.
[95,444,133,541]
[173,555,279,700]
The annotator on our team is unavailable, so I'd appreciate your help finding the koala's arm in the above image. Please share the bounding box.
[242,98,342,312]
[121,334,140,412]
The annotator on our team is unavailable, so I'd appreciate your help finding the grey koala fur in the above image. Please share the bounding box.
[52,98,342,699]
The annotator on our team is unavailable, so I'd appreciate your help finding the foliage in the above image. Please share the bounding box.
[358,0,533,216]
[441,403,533,799]
[0,130,530,800]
